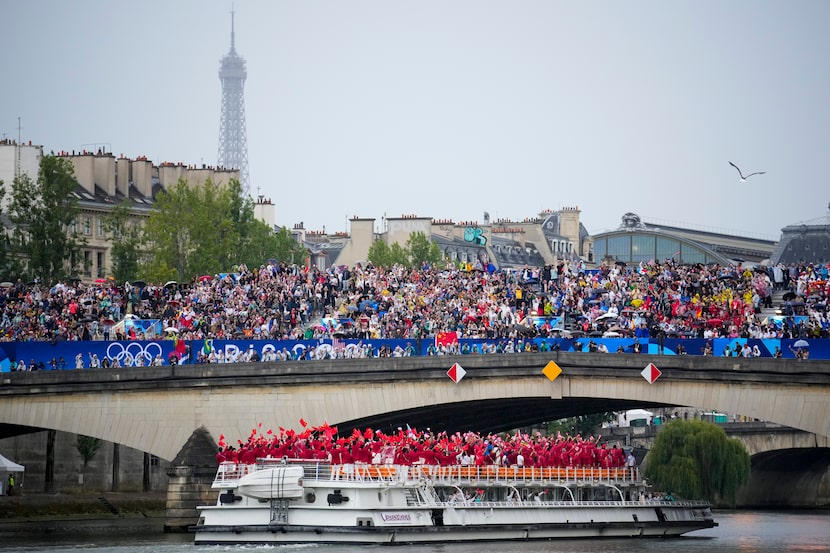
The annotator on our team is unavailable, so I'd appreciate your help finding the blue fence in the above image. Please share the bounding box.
[1,336,827,371]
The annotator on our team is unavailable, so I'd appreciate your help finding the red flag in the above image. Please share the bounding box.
[435,331,459,348]
[299,418,308,428]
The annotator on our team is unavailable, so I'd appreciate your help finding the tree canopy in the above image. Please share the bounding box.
[142,178,304,282]
[546,413,614,438]
[6,155,84,283]
[367,231,443,269]
[643,419,750,506]
[104,199,144,284]
[407,231,443,268]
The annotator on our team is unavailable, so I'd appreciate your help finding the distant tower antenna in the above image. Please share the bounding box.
[217,7,250,196]
[16,116,22,178]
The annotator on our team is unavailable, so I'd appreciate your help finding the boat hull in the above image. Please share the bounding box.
[195,520,715,545]
[195,502,716,544]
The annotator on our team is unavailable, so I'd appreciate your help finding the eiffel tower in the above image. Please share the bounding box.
[217,9,250,196]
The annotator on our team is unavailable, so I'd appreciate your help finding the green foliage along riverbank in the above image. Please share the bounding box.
[644,419,750,507]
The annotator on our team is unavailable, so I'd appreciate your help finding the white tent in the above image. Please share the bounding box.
[0,453,24,496]
[0,453,24,472]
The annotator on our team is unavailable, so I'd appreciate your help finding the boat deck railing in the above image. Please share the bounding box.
[415,465,641,485]
[326,464,641,485]
[437,498,708,508]
[212,460,643,487]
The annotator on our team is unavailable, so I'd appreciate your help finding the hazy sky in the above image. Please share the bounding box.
[3,1,829,239]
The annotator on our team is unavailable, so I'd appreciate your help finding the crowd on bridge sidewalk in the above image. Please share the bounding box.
[1,256,827,366]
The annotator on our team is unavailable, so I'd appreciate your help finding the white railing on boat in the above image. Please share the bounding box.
[413,465,641,485]
[212,460,641,487]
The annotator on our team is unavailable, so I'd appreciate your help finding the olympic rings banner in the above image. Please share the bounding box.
[0,337,828,371]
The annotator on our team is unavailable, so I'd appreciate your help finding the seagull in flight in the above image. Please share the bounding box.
[729,161,765,181]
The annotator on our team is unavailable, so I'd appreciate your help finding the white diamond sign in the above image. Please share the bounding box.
[447,362,466,384]
[641,363,662,384]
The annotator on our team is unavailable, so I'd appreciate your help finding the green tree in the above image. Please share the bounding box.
[644,419,750,506]
[8,155,85,284]
[0,178,23,281]
[104,200,144,283]
[407,231,443,268]
[546,413,614,438]
[388,242,410,266]
[76,434,102,486]
[270,226,307,266]
[367,238,393,268]
[367,239,411,268]
[144,178,237,281]
[226,180,284,267]
[144,179,301,281]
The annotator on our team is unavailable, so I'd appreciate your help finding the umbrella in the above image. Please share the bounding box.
[0,282,12,288]
[95,278,108,283]
[198,275,212,282]
[167,300,181,307]
[164,281,178,288]
[512,323,535,336]
[706,318,723,326]
[603,331,622,337]
[615,260,627,266]
[131,280,146,288]
[793,339,810,348]
[782,291,796,301]
[346,305,359,312]
[164,327,179,333]
[596,312,617,320]
[102,319,116,326]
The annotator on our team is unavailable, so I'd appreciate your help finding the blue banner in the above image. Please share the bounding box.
[0,335,828,371]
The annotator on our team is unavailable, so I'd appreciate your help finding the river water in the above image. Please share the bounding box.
[0,511,828,553]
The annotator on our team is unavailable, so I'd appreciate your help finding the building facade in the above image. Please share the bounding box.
[293,207,594,271]
[770,202,830,265]
[0,139,43,212]
[2,143,241,282]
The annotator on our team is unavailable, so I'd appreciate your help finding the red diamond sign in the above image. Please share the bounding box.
[447,362,466,384]
[641,363,662,384]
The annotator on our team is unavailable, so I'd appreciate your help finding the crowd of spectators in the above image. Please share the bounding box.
[1,258,827,348]
[216,421,631,469]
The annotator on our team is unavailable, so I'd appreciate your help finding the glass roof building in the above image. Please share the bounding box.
[592,213,734,266]
[770,203,830,265]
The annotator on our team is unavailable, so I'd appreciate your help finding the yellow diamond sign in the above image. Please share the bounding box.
[542,360,562,381]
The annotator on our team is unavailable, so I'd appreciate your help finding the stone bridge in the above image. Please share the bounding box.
[2,352,828,523]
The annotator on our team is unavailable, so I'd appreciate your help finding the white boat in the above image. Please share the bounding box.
[194,458,716,544]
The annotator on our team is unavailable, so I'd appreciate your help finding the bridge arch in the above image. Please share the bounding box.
[0,352,828,461]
